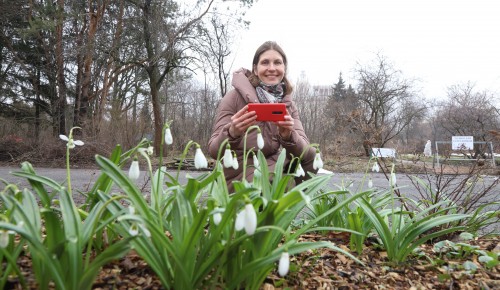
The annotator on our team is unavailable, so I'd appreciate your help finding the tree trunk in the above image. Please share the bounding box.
[142,0,164,155]
[55,0,67,135]
[34,70,41,141]
[75,0,108,135]
[96,0,124,135]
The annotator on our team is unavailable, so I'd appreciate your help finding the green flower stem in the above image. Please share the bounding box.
[159,120,172,168]
[83,194,128,270]
[176,140,196,180]
[64,126,81,196]
[298,142,319,160]
[65,145,72,195]
[207,138,230,196]
[242,125,261,181]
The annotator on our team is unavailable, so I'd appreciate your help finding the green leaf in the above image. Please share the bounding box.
[462,261,478,272]
[78,238,132,290]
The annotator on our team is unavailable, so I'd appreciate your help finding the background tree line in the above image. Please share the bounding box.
[1,0,499,161]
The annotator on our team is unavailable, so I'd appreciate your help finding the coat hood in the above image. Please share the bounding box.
[231,68,259,104]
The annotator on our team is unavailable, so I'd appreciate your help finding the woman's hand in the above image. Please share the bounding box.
[276,114,294,141]
[229,105,258,138]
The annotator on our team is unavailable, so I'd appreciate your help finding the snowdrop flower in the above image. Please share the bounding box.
[164,127,173,145]
[223,145,233,168]
[232,152,239,170]
[278,252,290,277]
[235,210,245,231]
[368,177,373,188]
[257,131,264,149]
[390,172,397,187]
[146,146,154,155]
[194,145,208,169]
[313,150,323,170]
[127,221,149,237]
[128,159,140,181]
[253,153,260,168]
[372,162,380,173]
[295,163,305,177]
[123,207,150,237]
[244,203,257,235]
[59,134,84,149]
[213,212,222,226]
[128,223,139,236]
[0,230,10,248]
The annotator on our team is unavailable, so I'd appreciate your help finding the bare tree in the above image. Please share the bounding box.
[432,82,500,158]
[292,73,330,148]
[353,54,427,156]
[195,10,248,98]
[134,0,234,155]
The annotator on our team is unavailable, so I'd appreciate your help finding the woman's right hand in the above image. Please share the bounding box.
[229,105,258,138]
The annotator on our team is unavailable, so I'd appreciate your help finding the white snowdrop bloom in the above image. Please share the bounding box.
[372,162,380,173]
[235,210,245,231]
[128,160,140,181]
[368,178,373,188]
[253,154,260,168]
[74,140,84,146]
[128,223,139,236]
[257,132,265,149]
[390,172,397,187]
[213,212,222,225]
[0,230,9,248]
[278,252,290,277]
[146,146,154,155]
[213,208,223,225]
[194,147,208,169]
[244,203,257,235]
[295,163,305,177]
[232,153,239,170]
[313,151,323,170]
[59,134,84,149]
[223,147,233,168]
[164,127,173,145]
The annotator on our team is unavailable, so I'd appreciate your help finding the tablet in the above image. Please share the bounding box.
[248,103,286,122]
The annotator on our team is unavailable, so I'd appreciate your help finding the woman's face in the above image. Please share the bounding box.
[254,49,285,85]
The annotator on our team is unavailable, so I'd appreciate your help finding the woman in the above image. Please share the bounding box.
[208,41,318,192]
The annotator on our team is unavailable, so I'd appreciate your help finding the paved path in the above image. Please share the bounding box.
[1,166,498,233]
[1,165,498,197]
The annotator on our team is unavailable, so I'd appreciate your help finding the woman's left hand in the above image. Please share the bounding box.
[276,114,294,141]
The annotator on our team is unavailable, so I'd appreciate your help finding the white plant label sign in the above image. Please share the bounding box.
[452,136,474,150]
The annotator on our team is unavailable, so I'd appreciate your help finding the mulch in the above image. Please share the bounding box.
[5,233,499,289]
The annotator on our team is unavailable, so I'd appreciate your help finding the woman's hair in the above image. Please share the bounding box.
[249,41,293,95]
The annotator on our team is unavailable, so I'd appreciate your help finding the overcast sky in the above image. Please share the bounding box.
[230,0,500,99]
